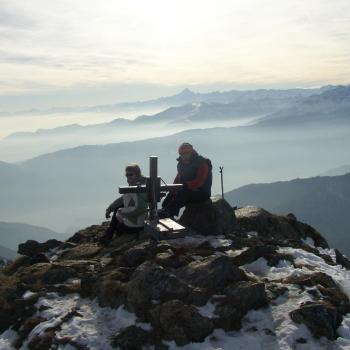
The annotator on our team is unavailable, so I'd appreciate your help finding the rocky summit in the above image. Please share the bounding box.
[1,201,350,350]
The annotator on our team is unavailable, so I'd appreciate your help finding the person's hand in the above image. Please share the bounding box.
[105,209,111,219]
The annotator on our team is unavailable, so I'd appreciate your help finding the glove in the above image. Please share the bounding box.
[105,209,111,219]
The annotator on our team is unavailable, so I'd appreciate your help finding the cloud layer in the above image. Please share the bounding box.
[0,0,350,96]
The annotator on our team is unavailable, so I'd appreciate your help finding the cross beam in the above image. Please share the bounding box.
[119,156,182,220]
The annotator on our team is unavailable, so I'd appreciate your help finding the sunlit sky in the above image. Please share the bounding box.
[1,0,350,110]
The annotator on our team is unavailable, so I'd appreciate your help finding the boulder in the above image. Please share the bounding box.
[335,249,350,270]
[235,206,328,248]
[179,197,237,235]
[112,326,160,350]
[95,272,128,309]
[150,300,214,346]
[27,331,55,350]
[123,241,158,267]
[58,243,101,260]
[290,301,343,339]
[127,262,189,316]
[224,281,268,310]
[214,281,268,330]
[68,224,106,244]
[18,239,62,257]
[177,255,248,297]
[231,245,294,267]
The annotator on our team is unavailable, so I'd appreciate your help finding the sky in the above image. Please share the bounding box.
[0,0,350,111]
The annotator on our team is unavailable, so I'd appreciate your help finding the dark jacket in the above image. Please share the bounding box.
[176,151,212,196]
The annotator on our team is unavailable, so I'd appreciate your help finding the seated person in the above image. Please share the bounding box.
[100,164,147,244]
[159,142,212,218]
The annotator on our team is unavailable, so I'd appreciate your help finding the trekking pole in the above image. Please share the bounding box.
[219,166,224,199]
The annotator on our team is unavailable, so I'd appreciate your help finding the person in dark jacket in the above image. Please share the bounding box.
[99,164,148,244]
[159,143,212,218]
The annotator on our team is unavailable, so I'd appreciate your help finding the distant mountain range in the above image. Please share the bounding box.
[0,222,65,253]
[5,85,335,139]
[0,86,327,117]
[225,173,350,255]
[319,164,350,177]
[2,85,348,162]
[257,85,350,127]
[1,112,349,233]
[0,244,16,260]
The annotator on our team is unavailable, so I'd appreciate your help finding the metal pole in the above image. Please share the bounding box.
[219,166,224,199]
[149,156,158,220]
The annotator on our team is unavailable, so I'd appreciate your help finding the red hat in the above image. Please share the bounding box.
[178,142,194,155]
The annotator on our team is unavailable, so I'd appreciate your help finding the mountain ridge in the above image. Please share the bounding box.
[225,173,350,255]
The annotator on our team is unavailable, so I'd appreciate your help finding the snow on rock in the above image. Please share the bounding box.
[1,206,350,349]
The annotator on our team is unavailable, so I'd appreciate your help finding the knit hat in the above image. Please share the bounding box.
[178,142,194,155]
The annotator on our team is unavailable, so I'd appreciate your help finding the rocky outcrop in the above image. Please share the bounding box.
[150,300,214,346]
[235,206,329,248]
[18,239,62,256]
[1,206,349,349]
[290,301,343,339]
[179,197,237,235]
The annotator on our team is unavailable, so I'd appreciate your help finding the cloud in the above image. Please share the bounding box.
[0,0,350,99]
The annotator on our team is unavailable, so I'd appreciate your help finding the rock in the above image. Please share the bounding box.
[177,255,248,297]
[0,273,39,333]
[150,300,214,346]
[42,266,77,284]
[112,326,157,350]
[127,262,189,316]
[335,249,350,270]
[18,239,62,257]
[27,330,55,350]
[2,256,32,275]
[290,301,343,339]
[224,281,268,310]
[285,213,329,249]
[231,245,294,267]
[95,272,128,309]
[123,241,158,267]
[265,283,288,301]
[235,206,328,248]
[15,316,45,349]
[213,301,242,331]
[282,272,338,289]
[154,250,188,268]
[58,243,101,260]
[17,263,52,285]
[179,197,237,235]
[214,281,268,330]
[30,253,50,264]
[68,224,106,244]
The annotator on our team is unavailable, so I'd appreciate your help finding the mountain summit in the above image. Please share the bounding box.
[1,203,350,349]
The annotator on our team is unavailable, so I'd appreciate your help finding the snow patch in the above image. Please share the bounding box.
[0,329,17,350]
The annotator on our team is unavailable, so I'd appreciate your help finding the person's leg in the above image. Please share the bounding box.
[164,188,209,216]
[162,191,175,208]
[116,221,143,235]
[100,211,118,243]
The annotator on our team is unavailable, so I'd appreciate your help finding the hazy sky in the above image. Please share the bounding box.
[1,0,350,110]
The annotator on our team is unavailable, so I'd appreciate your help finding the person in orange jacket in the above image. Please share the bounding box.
[159,142,212,218]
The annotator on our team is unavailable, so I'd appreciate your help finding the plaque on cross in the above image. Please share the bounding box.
[119,156,186,239]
